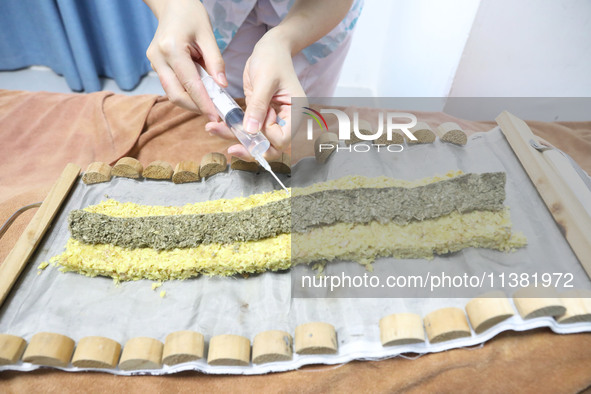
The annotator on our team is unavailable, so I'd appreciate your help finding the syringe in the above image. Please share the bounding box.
[196,64,289,194]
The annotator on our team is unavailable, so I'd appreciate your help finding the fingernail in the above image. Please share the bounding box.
[217,73,227,86]
[227,146,239,155]
[205,123,213,132]
[245,117,260,134]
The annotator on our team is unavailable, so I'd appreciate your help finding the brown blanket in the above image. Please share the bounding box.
[1,90,590,392]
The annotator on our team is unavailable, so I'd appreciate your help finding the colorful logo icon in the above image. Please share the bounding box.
[302,106,328,131]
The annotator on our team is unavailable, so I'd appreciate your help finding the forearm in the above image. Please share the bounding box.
[270,0,355,56]
[142,0,167,19]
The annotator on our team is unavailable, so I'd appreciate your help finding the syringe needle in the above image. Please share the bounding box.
[268,169,289,195]
[196,64,290,194]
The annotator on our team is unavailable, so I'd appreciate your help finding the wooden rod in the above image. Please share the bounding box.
[162,330,204,366]
[112,157,143,179]
[207,334,250,366]
[379,313,425,346]
[424,307,471,343]
[22,332,75,367]
[496,111,591,279]
[82,162,112,184]
[72,336,121,368]
[252,330,293,364]
[118,337,163,371]
[143,160,174,180]
[557,290,591,323]
[465,292,514,334]
[0,334,26,365]
[513,287,566,319]
[199,153,227,178]
[294,322,337,355]
[0,163,80,308]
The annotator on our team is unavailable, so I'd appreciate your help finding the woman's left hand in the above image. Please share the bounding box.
[205,29,305,161]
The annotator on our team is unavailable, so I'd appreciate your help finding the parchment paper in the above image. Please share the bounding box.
[0,127,590,375]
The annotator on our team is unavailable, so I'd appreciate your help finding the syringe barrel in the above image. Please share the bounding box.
[196,64,271,158]
[225,108,270,158]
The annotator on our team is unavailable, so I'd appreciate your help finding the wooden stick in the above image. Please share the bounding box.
[22,332,75,367]
[200,152,227,178]
[379,313,425,346]
[143,160,173,180]
[172,161,201,184]
[496,111,591,279]
[207,334,250,366]
[294,322,337,355]
[82,162,112,184]
[230,156,260,172]
[269,153,291,174]
[0,163,80,308]
[162,330,204,365]
[465,291,514,334]
[118,337,163,371]
[513,287,566,319]
[435,122,468,146]
[0,334,26,365]
[424,308,471,343]
[406,122,436,144]
[556,290,591,323]
[252,330,293,364]
[314,132,339,164]
[112,157,143,179]
[72,336,121,368]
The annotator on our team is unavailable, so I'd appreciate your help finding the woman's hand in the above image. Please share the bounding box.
[144,0,226,121]
[206,30,305,161]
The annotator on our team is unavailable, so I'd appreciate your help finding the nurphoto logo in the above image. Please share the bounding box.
[303,107,417,153]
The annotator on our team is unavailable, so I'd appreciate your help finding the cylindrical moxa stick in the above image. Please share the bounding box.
[465,291,515,334]
[230,156,260,172]
[143,160,173,180]
[112,157,143,179]
[436,122,468,145]
[207,334,251,366]
[172,161,201,184]
[252,330,293,364]
[424,308,471,343]
[374,119,405,146]
[379,313,425,346]
[513,287,566,319]
[200,153,227,178]
[82,162,112,184]
[118,337,163,370]
[22,332,75,367]
[72,336,121,368]
[294,322,338,355]
[345,119,375,146]
[0,334,26,365]
[406,121,436,144]
[269,153,291,174]
[556,290,591,323]
[162,330,204,365]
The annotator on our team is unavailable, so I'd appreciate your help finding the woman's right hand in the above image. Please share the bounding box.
[144,0,226,121]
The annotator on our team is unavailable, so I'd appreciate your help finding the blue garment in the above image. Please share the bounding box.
[0,0,157,92]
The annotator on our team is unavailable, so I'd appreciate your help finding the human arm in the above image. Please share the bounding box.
[207,0,355,160]
[143,0,227,121]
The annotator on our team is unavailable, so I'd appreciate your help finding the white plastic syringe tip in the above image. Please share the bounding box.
[254,153,289,194]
